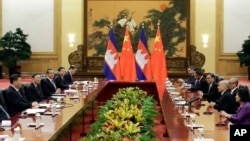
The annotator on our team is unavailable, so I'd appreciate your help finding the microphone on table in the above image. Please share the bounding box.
[186,97,200,105]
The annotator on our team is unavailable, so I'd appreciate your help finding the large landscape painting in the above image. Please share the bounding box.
[85,0,188,58]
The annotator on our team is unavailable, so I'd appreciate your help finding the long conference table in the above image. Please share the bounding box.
[0,80,229,141]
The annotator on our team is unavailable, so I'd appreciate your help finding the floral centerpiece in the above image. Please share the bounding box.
[83,87,158,141]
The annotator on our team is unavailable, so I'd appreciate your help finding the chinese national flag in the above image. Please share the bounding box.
[120,27,136,81]
[151,28,167,81]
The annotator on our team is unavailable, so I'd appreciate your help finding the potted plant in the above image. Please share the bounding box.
[0,28,32,77]
[237,35,250,80]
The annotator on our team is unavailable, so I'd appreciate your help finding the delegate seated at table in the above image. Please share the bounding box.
[192,68,208,93]
[209,80,236,114]
[26,73,44,102]
[177,66,196,87]
[41,68,61,97]
[5,74,38,116]
[198,73,220,103]
[220,84,250,125]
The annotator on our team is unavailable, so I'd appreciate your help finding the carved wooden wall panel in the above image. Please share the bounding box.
[68,44,205,79]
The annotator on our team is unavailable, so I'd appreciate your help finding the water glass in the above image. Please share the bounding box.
[197,128,204,138]
[184,105,189,116]
[190,114,196,125]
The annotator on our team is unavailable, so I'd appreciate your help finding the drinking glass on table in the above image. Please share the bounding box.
[184,105,189,118]
[190,114,196,125]
[197,127,204,139]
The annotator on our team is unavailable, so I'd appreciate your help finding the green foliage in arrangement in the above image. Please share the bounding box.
[83,87,158,141]
[237,35,250,67]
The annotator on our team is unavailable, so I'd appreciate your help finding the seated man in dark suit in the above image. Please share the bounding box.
[26,73,44,102]
[41,68,61,97]
[177,66,196,87]
[5,74,38,116]
[192,68,208,93]
[54,67,69,90]
[228,77,240,112]
[64,65,77,85]
[198,73,220,103]
[229,77,239,97]
[209,80,237,114]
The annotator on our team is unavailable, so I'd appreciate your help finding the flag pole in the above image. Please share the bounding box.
[157,19,161,28]
[141,22,144,29]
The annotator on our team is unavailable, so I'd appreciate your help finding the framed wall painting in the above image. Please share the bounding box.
[83,0,190,72]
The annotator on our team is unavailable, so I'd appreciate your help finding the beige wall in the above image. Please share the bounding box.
[61,0,83,69]
[191,0,216,73]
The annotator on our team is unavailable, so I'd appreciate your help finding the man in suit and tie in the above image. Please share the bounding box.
[198,73,220,103]
[64,65,77,85]
[229,77,239,97]
[228,77,240,112]
[54,67,69,90]
[192,68,208,93]
[177,66,196,87]
[27,73,44,102]
[41,68,61,97]
[5,74,38,116]
[209,80,237,114]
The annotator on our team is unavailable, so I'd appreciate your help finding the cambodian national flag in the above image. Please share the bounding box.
[135,28,152,81]
[103,28,121,80]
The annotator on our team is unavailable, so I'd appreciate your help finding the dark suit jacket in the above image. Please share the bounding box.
[231,87,239,97]
[231,87,240,113]
[63,71,73,85]
[185,75,196,88]
[214,89,237,114]
[27,83,44,102]
[5,86,32,116]
[41,78,56,97]
[54,75,69,90]
[192,76,208,93]
[202,82,220,103]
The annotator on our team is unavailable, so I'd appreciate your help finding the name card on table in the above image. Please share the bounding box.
[25,109,46,115]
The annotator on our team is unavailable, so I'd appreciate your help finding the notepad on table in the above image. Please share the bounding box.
[0,135,9,140]
[1,120,11,127]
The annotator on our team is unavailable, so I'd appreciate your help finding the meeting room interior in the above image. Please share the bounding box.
[0,0,250,141]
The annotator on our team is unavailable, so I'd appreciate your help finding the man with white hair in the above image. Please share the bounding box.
[209,80,236,114]
[228,77,239,97]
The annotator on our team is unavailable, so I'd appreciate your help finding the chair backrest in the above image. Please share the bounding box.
[20,82,29,101]
[0,89,8,112]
